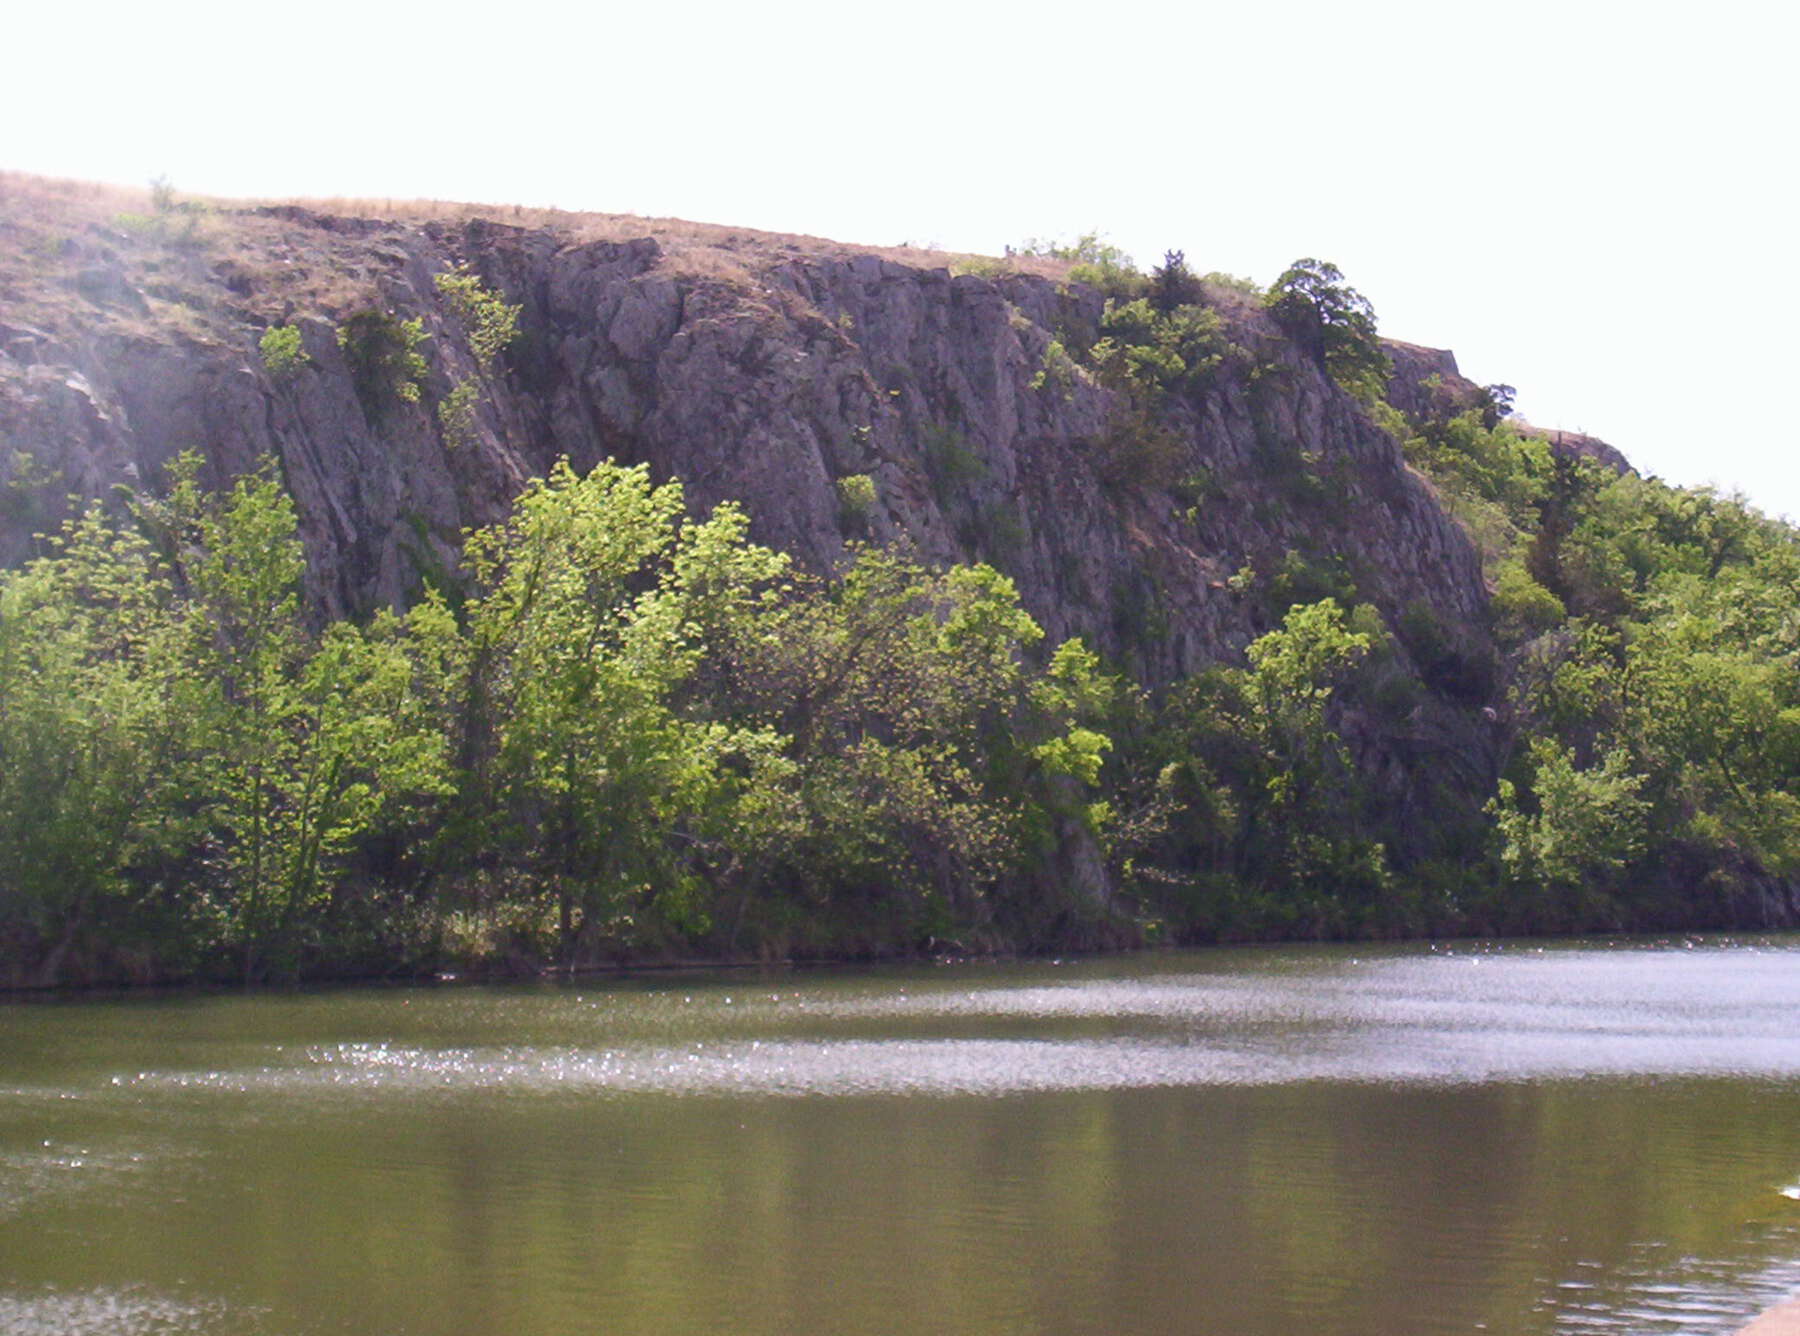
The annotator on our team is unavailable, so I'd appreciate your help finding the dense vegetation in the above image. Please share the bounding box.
[3,249,1797,986]
[0,458,1119,983]
[1117,409,1800,942]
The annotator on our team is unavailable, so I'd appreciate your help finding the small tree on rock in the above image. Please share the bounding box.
[1265,258,1391,401]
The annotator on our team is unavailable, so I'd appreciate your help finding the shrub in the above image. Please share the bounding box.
[1201,272,1263,298]
[835,474,877,534]
[949,255,1016,279]
[1092,406,1185,492]
[922,425,986,505]
[437,379,481,449]
[1491,738,1649,892]
[259,325,308,382]
[1398,599,1494,702]
[432,266,521,449]
[1268,548,1356,613]
[1017,232,1145,302]
[1090,298,1238,400]
[1029,339,1081,396]
[337,310,429,423]
[1491,560,1566,642]
[433,264,519,374]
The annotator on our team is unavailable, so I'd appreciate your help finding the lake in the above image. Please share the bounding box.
[3,937,1799,1334]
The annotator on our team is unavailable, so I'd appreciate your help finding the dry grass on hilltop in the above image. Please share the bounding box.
[0,171,1071,314]
[247,191,1073,280]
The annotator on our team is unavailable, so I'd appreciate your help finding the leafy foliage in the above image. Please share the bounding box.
[1265,258,1391,400]
[1091,298,1236,399]
[337,310,429,423]
[258,325,309,381]
[0,457,1119,981]
[1149,249,1201,313]
[835,473,877,534]
[434,263,520,372]
[433,265,522,448]
[1018,232,1145,302]
[1490,739,1649,915]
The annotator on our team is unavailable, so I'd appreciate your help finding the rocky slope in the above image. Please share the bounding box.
[2,185,1489,650]
[3,178,1571,843]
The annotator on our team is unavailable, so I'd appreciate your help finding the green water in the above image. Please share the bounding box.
[4,938,1799,1335]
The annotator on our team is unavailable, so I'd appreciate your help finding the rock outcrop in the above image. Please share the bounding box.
[1,200,1491,696]
[4,187,1539,846]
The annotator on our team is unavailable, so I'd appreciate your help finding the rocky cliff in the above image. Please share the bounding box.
[0,182,1494,695]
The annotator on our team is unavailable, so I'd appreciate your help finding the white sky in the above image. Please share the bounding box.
[9,0,1796,516]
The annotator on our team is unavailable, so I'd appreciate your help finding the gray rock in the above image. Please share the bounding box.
[0,205,1505,845]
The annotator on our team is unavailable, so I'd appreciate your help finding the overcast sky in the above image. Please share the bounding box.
[9,0,1795,515]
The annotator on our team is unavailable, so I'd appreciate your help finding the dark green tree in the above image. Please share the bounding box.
[1264,258,1391,400]
[1150,249,1201,313]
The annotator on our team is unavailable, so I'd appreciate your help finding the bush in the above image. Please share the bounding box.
[1490,560,1566,642]
[1018,232,1145,302]
[922,424,986,504]
[433,264,520,374]
[1029,339,1082,396]
[1267,548,1356,613]
[1091,405,1185,492]
[1090,298,1238,400]
[1201,272,1263,299]
[259,325,308,382]
[836,473,877,534]
[1398,599,1494,702]
[337,310,429,423]
[1491,738,1649,894]
[432,266,521,449]
[949,255,1016,279]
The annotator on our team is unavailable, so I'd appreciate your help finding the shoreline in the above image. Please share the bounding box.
[9,929,1800,1000]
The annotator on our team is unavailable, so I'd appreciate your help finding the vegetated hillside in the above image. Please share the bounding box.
[2,173,1796,987]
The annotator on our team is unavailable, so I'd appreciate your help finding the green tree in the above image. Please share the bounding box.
[157,461,453,979]
[1129,599,1388,937]
[460,458,788,958]
[0,506,197,980]
[681,538,1116,949]
[1149,249,1201,313]
[1489,738,1648,919]
[1265,258,1392,400]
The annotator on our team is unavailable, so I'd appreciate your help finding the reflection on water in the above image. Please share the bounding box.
[2,938,1799,1335]
[0,1287,254,1336]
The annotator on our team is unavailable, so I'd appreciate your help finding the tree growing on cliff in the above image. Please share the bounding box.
[434,264,522,449]
[337,310,429,424]
[1150,250,1201,314]
[1264,258,1391,401]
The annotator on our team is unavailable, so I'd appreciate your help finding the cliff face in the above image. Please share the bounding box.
[0,197,1489,700]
